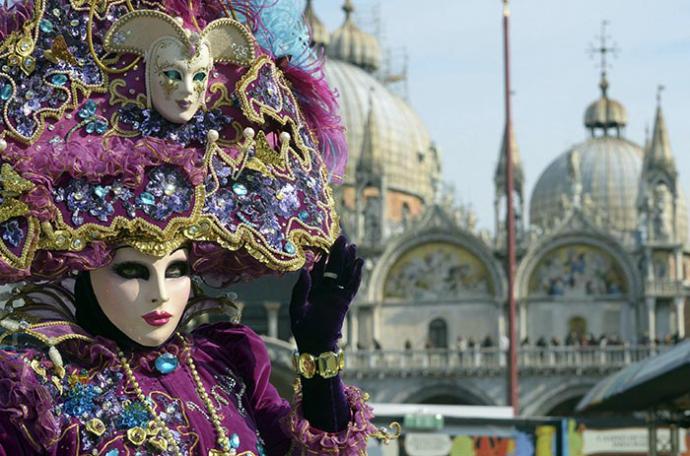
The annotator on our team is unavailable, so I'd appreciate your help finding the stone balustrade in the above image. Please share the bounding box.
[343,345,670,378]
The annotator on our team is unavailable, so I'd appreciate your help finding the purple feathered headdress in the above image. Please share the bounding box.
[0,0,347,285]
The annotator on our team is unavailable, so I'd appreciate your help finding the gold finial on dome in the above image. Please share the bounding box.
[584,21,626,137]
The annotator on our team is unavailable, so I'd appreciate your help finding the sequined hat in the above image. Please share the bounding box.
[0,0,346,284]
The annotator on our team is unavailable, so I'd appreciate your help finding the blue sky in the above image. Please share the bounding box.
[312,0,690,234]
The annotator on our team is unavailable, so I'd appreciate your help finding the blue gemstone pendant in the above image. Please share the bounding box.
[154,352,179,374]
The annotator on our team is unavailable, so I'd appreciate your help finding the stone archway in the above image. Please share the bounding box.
[522,381,595,416]
[516,233,640,343]
[398,383,495,406]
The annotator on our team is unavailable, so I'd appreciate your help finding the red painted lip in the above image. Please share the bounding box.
[177,100,192,109]
[142,310,173,327]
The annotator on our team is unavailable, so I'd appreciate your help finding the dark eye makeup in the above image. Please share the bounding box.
[112,261,189,280]
[165,261,189,278]
[113,262,149,280]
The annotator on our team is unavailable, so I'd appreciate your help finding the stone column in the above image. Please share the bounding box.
[674,297,685,338]
[263,301,281,339]
[518,300,528,341]
[349,306,360,351]
[372,304,381,342]
[674,248,683,281]
[646,297,656,344]
[497,300,506,340]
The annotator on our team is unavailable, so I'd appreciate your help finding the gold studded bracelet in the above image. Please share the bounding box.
[291,349,345,379]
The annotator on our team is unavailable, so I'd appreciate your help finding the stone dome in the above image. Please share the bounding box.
[327,0,381,72]
[531,137,642,240]
[529,137,689,245]
[324,59,440,203]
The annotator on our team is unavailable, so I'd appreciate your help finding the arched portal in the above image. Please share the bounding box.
[518,238,637,343]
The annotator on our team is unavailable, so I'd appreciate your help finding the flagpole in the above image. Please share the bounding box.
[502,0,519,414]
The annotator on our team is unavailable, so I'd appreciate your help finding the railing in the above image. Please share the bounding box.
[344,345,670,376]
[644,280,685,296]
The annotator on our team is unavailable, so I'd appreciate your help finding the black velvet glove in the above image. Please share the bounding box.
[289,235,363,432]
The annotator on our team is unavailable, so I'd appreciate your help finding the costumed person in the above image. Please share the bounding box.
[0,0,399,454]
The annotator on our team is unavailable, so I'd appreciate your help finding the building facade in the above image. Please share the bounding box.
[236,1,690,415]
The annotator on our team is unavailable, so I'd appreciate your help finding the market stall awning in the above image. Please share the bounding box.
[577,341,690,413]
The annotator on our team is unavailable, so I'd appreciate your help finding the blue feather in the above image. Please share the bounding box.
[235,0,316,70]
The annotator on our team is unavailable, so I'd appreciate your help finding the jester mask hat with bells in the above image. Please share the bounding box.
[0,0,347,287]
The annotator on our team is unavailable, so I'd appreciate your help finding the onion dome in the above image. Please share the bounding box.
[327,0,381,73]
[304,0,329,48]
[584,76,628,136]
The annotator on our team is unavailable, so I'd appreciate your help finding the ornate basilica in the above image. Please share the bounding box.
[236,0,690,415]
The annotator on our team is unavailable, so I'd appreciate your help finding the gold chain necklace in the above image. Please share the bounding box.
[117,334,236,456]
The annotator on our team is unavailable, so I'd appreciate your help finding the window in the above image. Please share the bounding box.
[428,318,448,348]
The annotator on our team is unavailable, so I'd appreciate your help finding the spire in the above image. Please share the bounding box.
[356,90,383,178]
[645,85,677,177]
[495,121,524,195]
[303,0,329,47]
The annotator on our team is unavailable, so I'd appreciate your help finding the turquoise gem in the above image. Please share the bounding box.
[105,450,119,456]
[298,210,309,221]
[139,192,155,205]
[39,19,54,33]
[230,433,240,449]
[284,241,296,255]
[257,443,266,456]
[79,100,97,119]
[232,183,247,196]
[86,120,108,135]
[0,84,12,101]
[94,186,108,198]
[154,353,178,374]
[95,121,108,134]
[51,74,67,86]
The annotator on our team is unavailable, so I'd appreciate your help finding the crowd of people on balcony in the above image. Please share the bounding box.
[368,332,686,352]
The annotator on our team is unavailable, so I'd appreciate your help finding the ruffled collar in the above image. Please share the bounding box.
[30,321,191,375]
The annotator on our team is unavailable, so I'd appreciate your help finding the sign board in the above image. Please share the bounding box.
[583,428,686,455]
[406,433,452,456]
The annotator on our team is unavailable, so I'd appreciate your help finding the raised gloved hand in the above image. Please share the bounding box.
[289,235,363,433]
[290,235,363,355]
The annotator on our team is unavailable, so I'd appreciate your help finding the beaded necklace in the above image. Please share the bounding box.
[117,334,237,456]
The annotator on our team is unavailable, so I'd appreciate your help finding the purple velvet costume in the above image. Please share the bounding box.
[0,321,375,455]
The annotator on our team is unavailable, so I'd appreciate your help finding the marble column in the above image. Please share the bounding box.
[674,248,683,281]
[349,306,360,351]
[263,301,281,339]
[496,300,506,340]
[518,300,528,341]
[372,304,381,342]
[674,297,685,338]
[646,297,656,344]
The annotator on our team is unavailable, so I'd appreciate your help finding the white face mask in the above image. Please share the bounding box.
[148,38,212,124]
[90,247,191,347]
